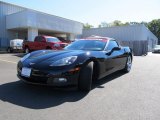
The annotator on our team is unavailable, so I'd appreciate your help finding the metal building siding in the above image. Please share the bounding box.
[6,9,83,34]
[82,25,145,41]
[33,10,83,34]
[82,24,158,53]
[141,25,158,51]
[0,1,25,47]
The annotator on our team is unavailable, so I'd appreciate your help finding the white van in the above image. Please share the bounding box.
[7,39,23,53]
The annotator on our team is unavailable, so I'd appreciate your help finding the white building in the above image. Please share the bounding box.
[0,1,83,50]
[82,24,158,52]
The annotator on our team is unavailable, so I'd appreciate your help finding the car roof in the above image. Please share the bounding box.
[39,35,57,38]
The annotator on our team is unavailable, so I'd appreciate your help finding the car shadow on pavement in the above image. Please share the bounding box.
[92,71,126,89]
[0,71,125,109]
[12,53,25,57]
[0,81,88,109]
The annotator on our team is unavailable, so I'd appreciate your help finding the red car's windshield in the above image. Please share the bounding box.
[46,37,60,43]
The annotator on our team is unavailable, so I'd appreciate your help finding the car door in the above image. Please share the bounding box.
[104,40,126,76]
[34,36,41,50]
[35,36,46,50]
[39,36,47,50]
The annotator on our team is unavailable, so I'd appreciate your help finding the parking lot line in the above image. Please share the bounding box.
[0,59,17,64]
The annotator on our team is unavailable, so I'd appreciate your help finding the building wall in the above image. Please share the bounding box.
[0,1,25,48]
[82,25,144,42]
[141,25,158,51]
[6,10,83,34]
[82,24,158,52]
[0,1,83,49]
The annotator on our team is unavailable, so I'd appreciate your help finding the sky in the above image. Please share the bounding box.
[1,0,160,27]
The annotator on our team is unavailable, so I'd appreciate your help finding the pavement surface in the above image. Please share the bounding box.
[0,53,160,120]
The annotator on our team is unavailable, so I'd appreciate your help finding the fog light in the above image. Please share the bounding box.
[54,78,67,83]
[47,77,67,84]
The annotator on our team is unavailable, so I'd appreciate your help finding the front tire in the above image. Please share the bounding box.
[78,62,93,91]
[46,47,51,49]
[123,55,132,73]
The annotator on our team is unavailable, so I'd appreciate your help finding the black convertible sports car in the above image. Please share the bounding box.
[17,36,133,91]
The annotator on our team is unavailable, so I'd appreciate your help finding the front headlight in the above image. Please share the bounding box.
[50,56,77,66]
[20,53,30,62]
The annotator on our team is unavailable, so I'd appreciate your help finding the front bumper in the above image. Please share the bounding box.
[17,62,80,87]
[13,46,22,49]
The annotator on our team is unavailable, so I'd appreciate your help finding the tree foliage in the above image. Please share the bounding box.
[147,19,160,43]
[112,20,123,26]
[83,23,93,29]
[98,22,110,28]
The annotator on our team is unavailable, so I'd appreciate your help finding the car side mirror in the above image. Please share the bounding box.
[106,50,112,56]
[106,47,121,56]
[112,47,121,51]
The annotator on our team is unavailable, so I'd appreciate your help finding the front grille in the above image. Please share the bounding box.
[21,75,48,84]
[32,69,47,77]
[29,69,48,84]
[17,62,49,84]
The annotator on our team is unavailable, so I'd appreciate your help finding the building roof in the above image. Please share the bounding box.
[0,1,82,24]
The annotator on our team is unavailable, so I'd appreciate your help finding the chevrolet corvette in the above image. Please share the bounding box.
[17,36,133,91]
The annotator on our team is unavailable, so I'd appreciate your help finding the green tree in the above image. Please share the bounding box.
[147,19,160,44]
[83,23,94,29]
[98,22,110,28]
[123,22,130,26]
[112,20,123,26]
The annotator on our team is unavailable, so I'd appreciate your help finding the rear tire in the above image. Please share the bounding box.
[25,47,30,53]
[7,47,13,53]
[123,55,132,73]
[78,62,93,91]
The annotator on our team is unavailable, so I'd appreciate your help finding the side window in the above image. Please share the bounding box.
[106,40,119,51]
[34,36,38,42]
[35,36,43,42]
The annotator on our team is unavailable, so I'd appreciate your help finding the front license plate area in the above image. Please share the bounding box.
[21,67,31,77]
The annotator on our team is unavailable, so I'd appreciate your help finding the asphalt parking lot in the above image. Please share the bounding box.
[0,53,160,120]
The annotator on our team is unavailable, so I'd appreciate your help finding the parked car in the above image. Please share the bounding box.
[7,39,23,53]
[17,36,133,91]
[23,35,68,53]
[152,45,160,53]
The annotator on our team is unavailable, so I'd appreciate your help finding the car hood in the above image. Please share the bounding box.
[27,50,86,63]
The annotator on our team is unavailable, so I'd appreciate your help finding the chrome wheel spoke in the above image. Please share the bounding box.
[127,56,132,71]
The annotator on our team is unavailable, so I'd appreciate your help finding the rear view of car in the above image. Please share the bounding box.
[7,39,23,53]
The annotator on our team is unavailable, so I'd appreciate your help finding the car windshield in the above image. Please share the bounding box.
[64,40,107,51]
[46,37,60,42]
[154,45,160,48]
